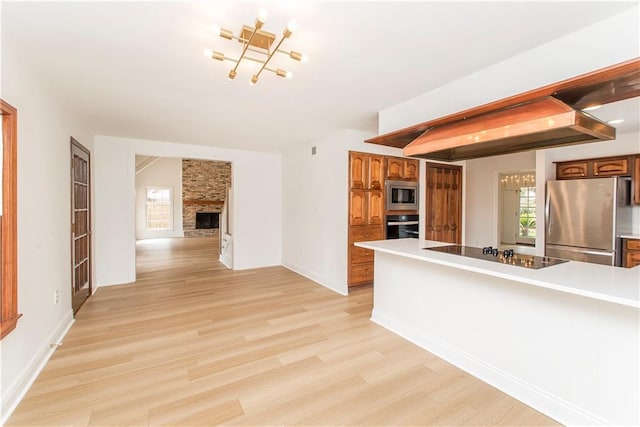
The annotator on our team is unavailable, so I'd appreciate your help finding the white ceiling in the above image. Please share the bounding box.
[2,1,637,152]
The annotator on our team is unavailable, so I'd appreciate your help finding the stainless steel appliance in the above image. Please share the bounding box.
[386,214,419,239]
[545,177,632,266]
[386,180,418,211]
[424,245,567,269]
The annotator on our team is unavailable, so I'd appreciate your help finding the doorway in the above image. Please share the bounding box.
[499,171,536,248]
[71,138,92,314]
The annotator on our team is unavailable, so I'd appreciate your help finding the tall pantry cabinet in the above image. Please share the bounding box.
[348,152,384,286]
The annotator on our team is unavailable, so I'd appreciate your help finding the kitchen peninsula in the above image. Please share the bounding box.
[356,238,639,426]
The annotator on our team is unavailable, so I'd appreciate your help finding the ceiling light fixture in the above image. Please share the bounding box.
[203,10,306,85]
[582,105,602,111]
[607,119,625,124]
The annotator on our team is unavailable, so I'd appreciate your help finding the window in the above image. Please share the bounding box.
[1,99,20,339]
[518,186,536,239]
[145,187,173,231]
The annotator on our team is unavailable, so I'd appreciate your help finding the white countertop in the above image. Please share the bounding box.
[356,239,640,308]
[620,234,640,239]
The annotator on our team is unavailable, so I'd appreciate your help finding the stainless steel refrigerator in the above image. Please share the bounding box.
[545,177,632,266]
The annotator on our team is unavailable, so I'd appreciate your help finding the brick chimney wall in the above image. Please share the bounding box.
[182,159,231,238]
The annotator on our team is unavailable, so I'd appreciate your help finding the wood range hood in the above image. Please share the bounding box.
[366,58,640,161]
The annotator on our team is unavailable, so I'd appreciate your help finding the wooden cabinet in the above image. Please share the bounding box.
[386,156,419,181]
[349,152,384,190]
[556,161,588,179]
[368,155,384,190]
[634,157,640,205]
[593,157,628,177]
[623,238,640,268]
[404,159,419,180]
[348,152,386,287]
[556,153,640,205]
[555,155,630,180]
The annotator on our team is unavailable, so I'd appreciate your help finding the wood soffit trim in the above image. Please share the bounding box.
[183,200,225,205]
[365,58,640,150]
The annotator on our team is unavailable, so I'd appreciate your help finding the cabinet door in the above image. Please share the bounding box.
[368,155,384,190]
[634,157,640,205]
[349,190,367,226]
[367,190,384,225]
[387,157,404,180]
[349,152,368,189]
[625,251,640,268]
[593,157,628,177]
[557,161,588,179]
[404,159,419,181]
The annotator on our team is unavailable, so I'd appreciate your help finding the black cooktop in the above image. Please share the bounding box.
[423,245,568,269]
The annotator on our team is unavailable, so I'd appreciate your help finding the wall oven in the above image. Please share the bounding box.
[386,214,419,239]
[386,180,418,211]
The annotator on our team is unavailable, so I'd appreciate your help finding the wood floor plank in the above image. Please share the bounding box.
[6,237,559,426]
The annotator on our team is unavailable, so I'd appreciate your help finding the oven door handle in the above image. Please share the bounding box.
[387,221,419,226]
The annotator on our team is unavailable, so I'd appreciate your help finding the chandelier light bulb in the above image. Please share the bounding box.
[250,75,259,85]
[257,9,268,23]
[300,54,308,63]
[203,48,213,58]
[211,25,221,36]
[286,20,298,33]
[286,71,293,79]
[228,70,237,81]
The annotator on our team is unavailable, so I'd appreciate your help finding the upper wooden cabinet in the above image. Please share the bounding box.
[556,155,631,180]
[404,159,419,180]
[386,156,419,181]
[556,161,588,179]
[349,152,384,189]
[592,157,628,177]
[634,157,640,205]
[368,155,384,190]
[349,152,367,189]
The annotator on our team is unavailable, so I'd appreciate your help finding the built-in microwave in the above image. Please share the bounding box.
[386,180,418,211]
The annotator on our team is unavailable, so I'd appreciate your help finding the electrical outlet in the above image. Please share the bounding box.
[54,290,59,304]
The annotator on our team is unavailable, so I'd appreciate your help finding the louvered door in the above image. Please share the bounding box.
[425,162,462,244]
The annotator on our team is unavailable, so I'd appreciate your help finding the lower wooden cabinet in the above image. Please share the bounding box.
[623,238,640,268]
[348,225,383,286]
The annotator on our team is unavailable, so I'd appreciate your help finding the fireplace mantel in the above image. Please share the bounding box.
[183,200,225,206]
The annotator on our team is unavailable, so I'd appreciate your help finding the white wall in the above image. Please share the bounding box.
[379,6,639,134]
[464,151,536,247]
[135,157,183,240]
[94,135,281,287]
[281,129,402,295]
[0,47,91,422]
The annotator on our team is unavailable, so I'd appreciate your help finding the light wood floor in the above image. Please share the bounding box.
[8,237,558,426]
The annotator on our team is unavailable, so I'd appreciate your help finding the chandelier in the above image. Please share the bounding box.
[203,10,307,85]
[500,171,536,190]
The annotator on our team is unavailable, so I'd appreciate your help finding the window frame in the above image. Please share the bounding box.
[145,186,173,231]
[1,99,20,339]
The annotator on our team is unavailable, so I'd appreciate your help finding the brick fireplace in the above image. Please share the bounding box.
[182,159,231,238]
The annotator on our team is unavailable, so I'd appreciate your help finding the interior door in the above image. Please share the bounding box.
[501,189,518,244]
[71,138,91,314]
[425,162,462,243]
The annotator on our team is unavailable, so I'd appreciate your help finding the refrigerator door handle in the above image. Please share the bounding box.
[545,244,615,257]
